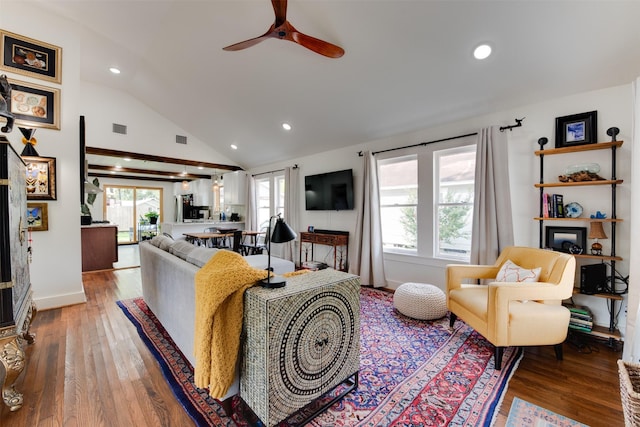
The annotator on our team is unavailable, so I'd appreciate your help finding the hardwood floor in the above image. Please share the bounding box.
[1,268,625,426]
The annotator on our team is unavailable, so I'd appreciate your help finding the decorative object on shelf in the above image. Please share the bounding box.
[22,155,56,200]
[19,127,39,156]
[27,202,48,231]
[558,167,605,182]
[261,214,297,288]
[607,126,620,142]
[588,222,607,256]
[590,211,607,219]
[0,29,62,84]
[0,73,14,132]
[5,78,60,130]
[545,226,586,254]
[565,163,600,174]
[564,202,583,218]
[554,110,597,148]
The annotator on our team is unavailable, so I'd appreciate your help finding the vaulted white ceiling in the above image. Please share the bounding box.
[33,1,640,171]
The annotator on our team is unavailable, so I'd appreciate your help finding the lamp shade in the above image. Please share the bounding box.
[588,222,607,240]
[271,217,297,243]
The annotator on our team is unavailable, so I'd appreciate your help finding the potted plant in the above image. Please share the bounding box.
[144,210,159,225]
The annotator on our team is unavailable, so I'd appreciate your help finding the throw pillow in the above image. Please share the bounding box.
[496,259,541,283]
[149,234,173,251]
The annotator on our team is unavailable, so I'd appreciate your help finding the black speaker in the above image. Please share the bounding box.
[580,263,607,295]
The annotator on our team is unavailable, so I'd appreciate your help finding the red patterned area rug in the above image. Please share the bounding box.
[117,287,522,426]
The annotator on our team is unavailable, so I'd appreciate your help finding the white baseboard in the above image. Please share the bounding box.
[34,291,87,311]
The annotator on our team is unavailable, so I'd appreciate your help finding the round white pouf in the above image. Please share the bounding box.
[393,282,447,320]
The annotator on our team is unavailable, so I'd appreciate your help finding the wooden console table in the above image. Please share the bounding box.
[241,269,361,426]
[299,231,348,271]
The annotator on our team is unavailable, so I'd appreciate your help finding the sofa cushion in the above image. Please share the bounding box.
[496,259,541,283]
[186,247,219,267]
[149,234,174,251]
[169,240,197,261]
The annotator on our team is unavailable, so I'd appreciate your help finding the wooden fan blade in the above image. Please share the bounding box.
[290,30,344,58]
[272,0,287,27]
[223,28,274,51]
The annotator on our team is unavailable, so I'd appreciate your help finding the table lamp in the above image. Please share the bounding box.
[261,213,297,288]
[588,221,607,255]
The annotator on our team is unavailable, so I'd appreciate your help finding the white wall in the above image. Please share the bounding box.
[1,3,239,310]
[250,83,634,336]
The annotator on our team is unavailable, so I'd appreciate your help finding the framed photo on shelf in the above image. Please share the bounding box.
[0,29,62,84]
[23,155,57,200]
[5,78,60,130]
[545,226,587,254]
[26,202,48,231]
[555,111,597,148]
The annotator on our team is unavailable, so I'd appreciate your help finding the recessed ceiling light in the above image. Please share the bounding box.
[109,67,121,74]
[473,44,492,60]
[197,166,204,170]
[123,157,131,162]
[230,144,238,150]
[282,123,292,131]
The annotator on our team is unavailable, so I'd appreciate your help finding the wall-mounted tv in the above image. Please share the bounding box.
[305,169,354,211]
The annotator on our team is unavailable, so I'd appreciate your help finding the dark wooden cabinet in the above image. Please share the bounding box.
[0,137,35,411]
[299,231,348,271]
[81,225,118,271]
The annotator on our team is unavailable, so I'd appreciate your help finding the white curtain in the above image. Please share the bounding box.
[283,166,300,263]
[470,126,514,265]
[245,174,258,231]
[624,78,640,362]
[352,151,386,286]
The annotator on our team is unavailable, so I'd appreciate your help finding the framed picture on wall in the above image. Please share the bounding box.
[0,29,62,84]
[27,202,48,231]
[555,111,597,148]
[545,226,587,254]
[4,78,60,130]
[23,155,56,200]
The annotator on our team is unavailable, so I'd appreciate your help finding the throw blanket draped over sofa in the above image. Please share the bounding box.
[193,250,267,398]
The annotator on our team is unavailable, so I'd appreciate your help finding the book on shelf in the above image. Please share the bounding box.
[542,193,550,218]
[569,317,593,327]
[564,303,592,316]
[552,194,564,218]
[570,312,593,322]
[569,323,592,332]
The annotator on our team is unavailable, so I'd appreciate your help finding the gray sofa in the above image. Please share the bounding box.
[139,235,295,400]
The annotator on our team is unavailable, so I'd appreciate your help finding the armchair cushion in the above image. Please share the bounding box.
[496,259,541,283]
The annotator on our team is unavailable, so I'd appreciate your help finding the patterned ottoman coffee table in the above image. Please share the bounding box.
[393,282,447,320]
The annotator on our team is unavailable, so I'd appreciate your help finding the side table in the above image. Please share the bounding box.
[241,269,361,426]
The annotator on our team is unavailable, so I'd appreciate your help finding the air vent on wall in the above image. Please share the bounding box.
[176,135,187,145]
[112,123,127,134]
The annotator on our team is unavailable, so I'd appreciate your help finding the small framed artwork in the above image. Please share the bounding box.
[0,29,62,84]
[22,156,56,200]
[26,202,48,231]
[308,225,315,232]
[555,111,597,148]
[545,226,587,254]
[4,78,60,130]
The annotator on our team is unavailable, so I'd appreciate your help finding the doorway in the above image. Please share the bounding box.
[104,185,163,243]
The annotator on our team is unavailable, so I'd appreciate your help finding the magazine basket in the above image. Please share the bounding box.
[618,359,640,426]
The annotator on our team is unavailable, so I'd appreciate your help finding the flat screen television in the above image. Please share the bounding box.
[305,169,354,211]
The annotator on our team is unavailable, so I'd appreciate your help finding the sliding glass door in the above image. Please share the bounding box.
[104,185,162,243]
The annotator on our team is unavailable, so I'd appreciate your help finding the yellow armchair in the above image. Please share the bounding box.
[446,246,576,370]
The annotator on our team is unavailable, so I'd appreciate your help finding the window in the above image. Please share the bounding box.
[434,146,475,260]
[378,155,418,253]
[377,140,476,261]
[256,174,285,229]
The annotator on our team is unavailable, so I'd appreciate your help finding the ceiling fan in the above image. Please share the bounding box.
[223,0,345,58]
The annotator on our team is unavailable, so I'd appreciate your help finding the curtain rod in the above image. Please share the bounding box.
[252,164,298,177]
[363,118,525,156]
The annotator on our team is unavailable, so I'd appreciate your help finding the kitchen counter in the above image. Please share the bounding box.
[161,221,244,240]
[81,225,118,271]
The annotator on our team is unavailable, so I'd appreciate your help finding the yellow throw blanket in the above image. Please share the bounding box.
[193,250,268,398]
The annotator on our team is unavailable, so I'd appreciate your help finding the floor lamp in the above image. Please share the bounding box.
[261,213,297,288]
